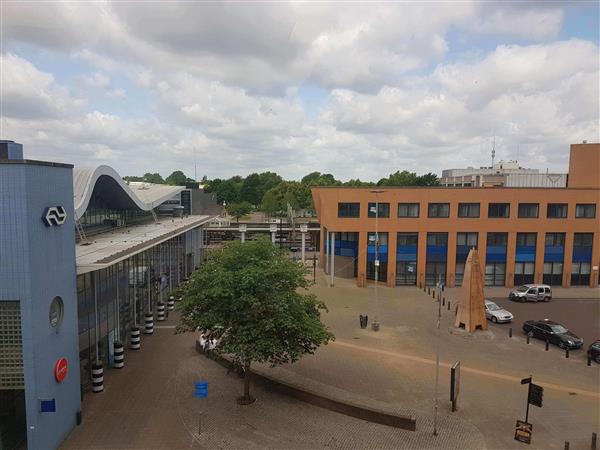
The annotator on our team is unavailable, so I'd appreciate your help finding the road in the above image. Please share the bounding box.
[488,296,600,351]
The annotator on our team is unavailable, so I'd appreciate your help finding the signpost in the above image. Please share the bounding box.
[516,376,543,445]
[450,361,460,412]
[194,380,208,434]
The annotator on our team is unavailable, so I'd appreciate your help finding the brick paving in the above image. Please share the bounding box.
[61,272,599,450]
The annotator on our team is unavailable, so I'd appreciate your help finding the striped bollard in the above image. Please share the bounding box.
[92,362,104,393]
[130,327,141,350]
[157,302,166,321]
[113,341,124,369]
[168,296,175,311]
[144,312,154,334]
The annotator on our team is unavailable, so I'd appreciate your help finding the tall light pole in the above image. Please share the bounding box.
[370,189,385,331]
[433,273,442,436]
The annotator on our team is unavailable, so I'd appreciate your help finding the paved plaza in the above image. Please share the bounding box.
[62,271,599,450]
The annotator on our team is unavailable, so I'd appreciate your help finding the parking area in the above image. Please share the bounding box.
[488,297,600,349]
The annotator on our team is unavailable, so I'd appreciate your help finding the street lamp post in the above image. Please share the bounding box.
[370,189,385,332]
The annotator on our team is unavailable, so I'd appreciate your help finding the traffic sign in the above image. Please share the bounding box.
[194,380,208,398]
[528,384,543,408]
[54,358,68,383]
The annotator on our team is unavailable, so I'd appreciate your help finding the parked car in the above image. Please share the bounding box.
[509,284,552,302]
[484,300,513,323]
[522,319,583,349]
[587,340,600,363]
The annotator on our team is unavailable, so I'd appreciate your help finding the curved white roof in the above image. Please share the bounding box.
[73,165,184,220]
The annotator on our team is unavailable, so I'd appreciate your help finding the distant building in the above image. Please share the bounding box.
[440,160,567,188]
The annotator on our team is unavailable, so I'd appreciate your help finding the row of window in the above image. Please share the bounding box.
[339,231,594,248]
[338,202,597,219]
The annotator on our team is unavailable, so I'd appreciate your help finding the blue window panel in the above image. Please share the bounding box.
[397,245,417,261]
[426,245,447,262]
[572,246,592,262]
[544,246,564,263]
[486,245,507,263]
[334,240,358,257]
[367,245,388,262]
[515,245,536,262]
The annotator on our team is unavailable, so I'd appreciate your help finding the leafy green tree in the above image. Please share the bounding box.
[143,172,165,184]
[123,175,143,182]
[165,170,189,186]
[227,201,253,222]
[416,172,440,186]
[179,240,334,404]
[241,173,262,205]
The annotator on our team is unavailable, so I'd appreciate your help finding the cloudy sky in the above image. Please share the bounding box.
[1,2,598,181]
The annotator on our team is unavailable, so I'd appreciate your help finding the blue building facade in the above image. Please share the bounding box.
[0,143,81,450]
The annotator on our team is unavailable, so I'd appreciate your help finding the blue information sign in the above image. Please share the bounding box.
[194,380,208,398]
[39,398,56,413]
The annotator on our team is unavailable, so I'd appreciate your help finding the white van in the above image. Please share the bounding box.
[509,284,552,302]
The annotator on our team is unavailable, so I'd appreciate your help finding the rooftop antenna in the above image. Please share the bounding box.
[491,136,496,168]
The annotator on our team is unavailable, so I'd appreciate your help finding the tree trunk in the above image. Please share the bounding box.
[243,361,251,398]
[237,360,255,404]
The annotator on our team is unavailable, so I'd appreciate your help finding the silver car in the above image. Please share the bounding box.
[484,300,513,323]
[509,284,552,302]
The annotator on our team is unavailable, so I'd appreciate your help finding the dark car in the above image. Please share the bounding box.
[588,340,600,363]
[522,319,583,349]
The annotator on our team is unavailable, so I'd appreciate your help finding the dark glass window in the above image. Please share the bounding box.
[547,203,567,218]
[488,203,510,218]
[545,233,565,246]
[575,204,596,218]
[338,202,360,218]
[458,203,480,218]
[518,203,539,218]
[427,232,448,246]
[428,203,450,218]
[487,232,507,246]
[516,233,536,246]
[368,203,390,218]
[574,233,593,247]
[398,203,420,218]
[457,232,478,246]
[397,233,418,246]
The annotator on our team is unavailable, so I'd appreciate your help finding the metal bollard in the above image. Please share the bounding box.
[565,347,569,359]
[588,355,592,366]
[509,327,512,338]
[455,305,458,316]
[526,332,531,344]
[442,297,445,306]
[545,340,549,351]
[564,441,569,450]
[592,432,597,450]
[432,291,436,299]
[447,300,450,310]
[428,287,431,295]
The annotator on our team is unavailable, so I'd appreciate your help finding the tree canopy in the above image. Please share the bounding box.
[227,201,253,222]
[178,239,334,403]
[165,170,192,186]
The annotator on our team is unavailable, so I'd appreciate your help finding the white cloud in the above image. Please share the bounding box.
[0,53,85,119]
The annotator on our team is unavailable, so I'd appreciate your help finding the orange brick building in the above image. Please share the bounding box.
[312,143,600,289]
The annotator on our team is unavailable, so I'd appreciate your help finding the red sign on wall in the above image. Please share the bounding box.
[54,358,68,383]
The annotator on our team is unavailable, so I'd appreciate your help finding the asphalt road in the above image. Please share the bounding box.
[487,296,600,352]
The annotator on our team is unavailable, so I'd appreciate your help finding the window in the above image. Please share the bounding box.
[547,203,567,218]
[458,203,480,218]
[518,203,539,218]
[397,233,418,246]
[574,233,593,247]
[367,232,389,245]
[428,203,450,218]
[338,202,360,218]
[368,203,390,218]
[575,204,596,218]
[457,232,478,247]
[545,233,565,247]
[516,233,536,246]
[427,233,448,246]
[488,203,510,218]
[487,232,507,246]
[398,203,420,218]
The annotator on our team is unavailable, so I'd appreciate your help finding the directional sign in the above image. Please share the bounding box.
[528,384,543,408]
[521,377,532,385]
[514,420,532,444]
[194,380,208,398]
[42,206,67,226]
